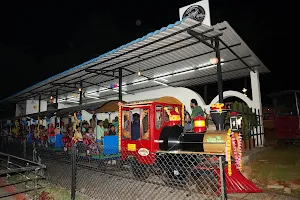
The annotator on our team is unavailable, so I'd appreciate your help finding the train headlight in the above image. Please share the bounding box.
[230,113,242,132]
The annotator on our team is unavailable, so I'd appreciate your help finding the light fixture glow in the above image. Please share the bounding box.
[137,71,141,76]
[153,80,168,86]
[99,89,109,93]
[85,95,100,100]
[198,65,216,70]
[174,70,195,76]
[174,67,194,73]
[112,89,127,94]
[66,100,79,104]
[132,80,149,85]
[78,88,82,92]
[210,57,219,65]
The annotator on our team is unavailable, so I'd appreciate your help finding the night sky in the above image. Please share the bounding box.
[0,0,279,105]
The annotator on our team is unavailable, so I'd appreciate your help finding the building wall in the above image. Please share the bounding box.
[25,100,47,115]
[107,87,206,114]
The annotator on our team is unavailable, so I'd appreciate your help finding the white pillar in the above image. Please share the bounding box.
[250,70,264,147]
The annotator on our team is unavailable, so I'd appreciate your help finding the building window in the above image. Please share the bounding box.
[156,105,163,130]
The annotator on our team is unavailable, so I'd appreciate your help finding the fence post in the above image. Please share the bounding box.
[23,140,26,158]
[33,143,36,162]
[71,143,77,200]
[219,156,227,200]
[34,168,39,199]
[257,109,263,146]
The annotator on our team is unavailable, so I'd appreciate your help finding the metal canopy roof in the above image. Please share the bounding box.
[1,18,269,104]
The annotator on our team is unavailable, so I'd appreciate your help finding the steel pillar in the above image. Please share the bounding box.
[215,38,223,103]
[119,68,122,101]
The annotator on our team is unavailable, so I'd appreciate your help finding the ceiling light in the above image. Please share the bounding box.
[99,89,109,93]
[112,89,127,94]
[174,70,195,76]
[198,65,215,70]
[66,100,79,104]
[210,57,219,65]
[133,80,149,85]
[85,95,100,100]
[137,71,141,76]
[153,80,168,86]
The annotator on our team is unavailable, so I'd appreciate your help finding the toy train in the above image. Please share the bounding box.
[118,97,229,182]
[2,96,261,193]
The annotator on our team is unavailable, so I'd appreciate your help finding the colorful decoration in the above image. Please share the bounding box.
[110,83,118,89]
[118,102,122,151]
[77,114,82,121]
[46,118,51,123]
[211,103,225,113]
[164,107,181,126]
[181,104,185,126]
[226,128,232,176]
[7,120,12,127]
[231,132,243,171]
[73,113,79,131]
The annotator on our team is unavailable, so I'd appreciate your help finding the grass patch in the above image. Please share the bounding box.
[3,173,92,200]
[249,146,300,182]
[248,145,300,195]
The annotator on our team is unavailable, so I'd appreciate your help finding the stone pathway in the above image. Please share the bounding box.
[228,193,300,200]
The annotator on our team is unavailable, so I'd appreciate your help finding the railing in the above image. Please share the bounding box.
[0,134,228,200]
[231,106,264,150]
[0,152,46,199]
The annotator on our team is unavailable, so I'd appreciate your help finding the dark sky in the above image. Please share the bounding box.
[0,0,279,105]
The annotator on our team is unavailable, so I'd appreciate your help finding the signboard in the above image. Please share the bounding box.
[179,0,211,26]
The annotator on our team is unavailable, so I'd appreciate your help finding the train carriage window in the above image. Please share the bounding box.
[141,109,149,140]
[156,106,163,130]
[122,111,131,139]
[164,106,173,122]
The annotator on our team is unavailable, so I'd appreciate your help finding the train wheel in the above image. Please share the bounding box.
[129,158,150,181]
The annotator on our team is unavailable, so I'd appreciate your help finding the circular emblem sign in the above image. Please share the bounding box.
[183,5,206,23]
[138,148,149,156]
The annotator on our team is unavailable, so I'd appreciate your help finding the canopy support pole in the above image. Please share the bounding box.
[38,95,41,113]
[79,81,83,105]
[55,89,58,125]
[204,85,208,104]
[55,89,58,104]
[215,38,223,103]
[119,68,122,101]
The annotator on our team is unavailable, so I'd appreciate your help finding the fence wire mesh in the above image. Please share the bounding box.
[75,144,225,200]
[0,135,226,200]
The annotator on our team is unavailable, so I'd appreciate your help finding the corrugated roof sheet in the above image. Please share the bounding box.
[1,18,269,104]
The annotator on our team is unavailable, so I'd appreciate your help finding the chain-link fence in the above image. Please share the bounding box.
[0,135,227,200]
[74,144,226,200]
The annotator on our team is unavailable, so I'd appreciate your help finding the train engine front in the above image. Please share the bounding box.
[158,108,227,154]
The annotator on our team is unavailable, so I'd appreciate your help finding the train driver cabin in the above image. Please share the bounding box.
[120,96,184,163]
